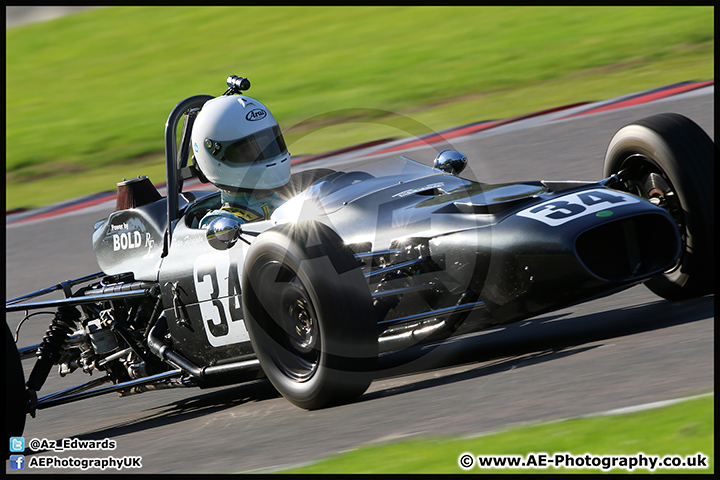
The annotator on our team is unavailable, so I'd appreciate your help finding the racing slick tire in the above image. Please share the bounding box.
[241,221,377,409]
[603,113,715,300]
[6,322,27,449]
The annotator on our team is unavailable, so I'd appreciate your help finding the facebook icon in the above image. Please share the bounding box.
[9,455,25,470]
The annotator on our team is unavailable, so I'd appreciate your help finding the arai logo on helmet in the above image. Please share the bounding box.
[246,109,267,121]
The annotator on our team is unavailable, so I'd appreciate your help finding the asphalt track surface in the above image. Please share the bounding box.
[5,86,714,474]
[5,6,101,29]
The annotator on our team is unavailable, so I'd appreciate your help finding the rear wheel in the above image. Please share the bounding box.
[6,323,27,450]
[242,221,377,409]
[603,113,715,300]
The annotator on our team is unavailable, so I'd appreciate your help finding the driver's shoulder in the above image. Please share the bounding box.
[198,208,246,229]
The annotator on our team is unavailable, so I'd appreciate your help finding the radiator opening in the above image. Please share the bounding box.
[575,214,679,281]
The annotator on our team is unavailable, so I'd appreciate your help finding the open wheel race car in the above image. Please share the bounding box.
[6,76,715,443]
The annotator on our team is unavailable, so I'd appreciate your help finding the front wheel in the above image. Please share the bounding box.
[603,113,715,300]
[242,221,377,409]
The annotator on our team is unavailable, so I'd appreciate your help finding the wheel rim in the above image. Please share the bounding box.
[254,260,320,382]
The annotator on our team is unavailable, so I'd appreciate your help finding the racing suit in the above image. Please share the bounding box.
[199,190,283,228]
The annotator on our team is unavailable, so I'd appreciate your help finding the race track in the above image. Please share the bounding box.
[5,88,714,473]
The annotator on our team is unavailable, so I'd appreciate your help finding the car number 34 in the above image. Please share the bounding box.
[193,249,251,347]
[517,189,639,226]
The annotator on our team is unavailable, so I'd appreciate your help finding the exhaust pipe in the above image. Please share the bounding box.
[147,313,260,378]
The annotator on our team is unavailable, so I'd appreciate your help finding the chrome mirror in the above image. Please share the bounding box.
[434,150,467,176]
[206,216,241,250]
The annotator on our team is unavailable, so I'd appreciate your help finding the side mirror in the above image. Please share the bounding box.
[206,216,241,250]
[434,150,467,176]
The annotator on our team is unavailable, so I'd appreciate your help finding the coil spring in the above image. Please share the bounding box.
[26,305,82,392]
[37,305,80,362]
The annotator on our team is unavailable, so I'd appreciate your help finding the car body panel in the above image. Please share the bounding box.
[89,154,680,365]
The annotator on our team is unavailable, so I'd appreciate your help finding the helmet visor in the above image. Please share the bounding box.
[210,125,288,165]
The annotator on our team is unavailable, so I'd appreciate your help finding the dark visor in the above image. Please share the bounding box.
[207,125,288,165]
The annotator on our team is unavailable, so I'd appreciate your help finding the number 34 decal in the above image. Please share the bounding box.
[193,250,250,347]
[517,189,639,226]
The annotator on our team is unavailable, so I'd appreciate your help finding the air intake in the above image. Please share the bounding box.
[116,176,162,211]
[575,214,679,282]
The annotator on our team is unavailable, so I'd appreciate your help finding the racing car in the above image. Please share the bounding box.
[6,75,714,443]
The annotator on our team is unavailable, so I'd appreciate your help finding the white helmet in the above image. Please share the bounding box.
[192,95,290,191]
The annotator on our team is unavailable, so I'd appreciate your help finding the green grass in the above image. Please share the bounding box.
[276,393,713,474]
[6,6,714,210]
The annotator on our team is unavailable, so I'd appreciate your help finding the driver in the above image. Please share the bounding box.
[191,94,290,228]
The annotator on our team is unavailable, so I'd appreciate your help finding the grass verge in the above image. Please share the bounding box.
[276,393,713,474]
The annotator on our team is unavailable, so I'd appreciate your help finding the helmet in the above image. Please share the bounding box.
[191,95,290,191]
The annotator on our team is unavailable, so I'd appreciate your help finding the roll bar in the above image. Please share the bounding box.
[161,94,214,256]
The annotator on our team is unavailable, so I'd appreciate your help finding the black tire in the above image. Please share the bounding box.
[6,323,27,449]
[603,113,715,300]
[242,221,377,409]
